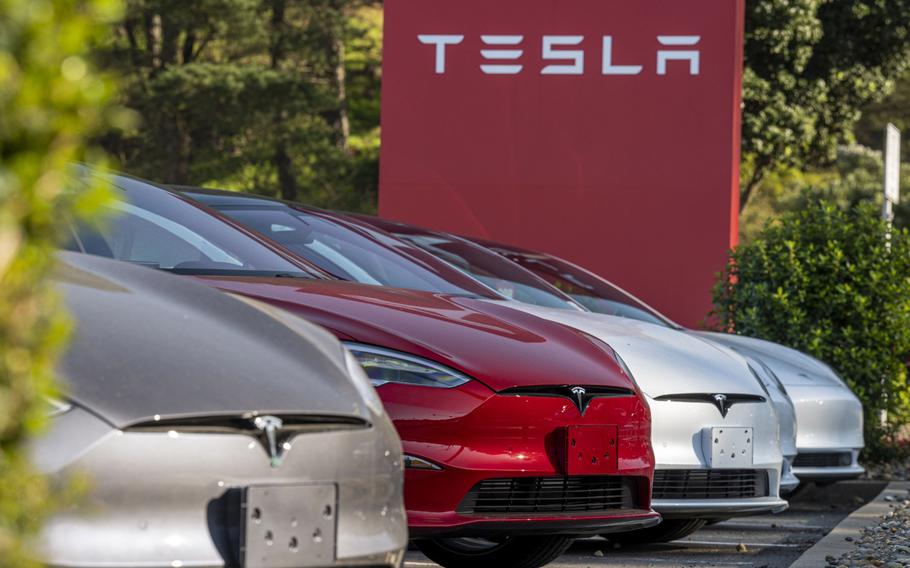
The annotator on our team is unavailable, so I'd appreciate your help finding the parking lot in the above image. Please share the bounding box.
[404,481,886,568]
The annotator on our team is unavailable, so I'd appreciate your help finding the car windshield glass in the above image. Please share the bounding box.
[502,251,677,327]
[392,232,581,310]
[205,204,491,298]
[65,175,314,278]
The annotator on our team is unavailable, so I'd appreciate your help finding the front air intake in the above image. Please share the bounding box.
[457,476,639,515]
[793,452,852,468]
[652,469,768,500]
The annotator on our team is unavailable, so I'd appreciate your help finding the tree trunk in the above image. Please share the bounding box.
[274,143,300,201]
[334,35,350,151]
[269,0,300,201]
[739,157,771,213]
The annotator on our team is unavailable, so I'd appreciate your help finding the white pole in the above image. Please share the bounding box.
[881,123,900,427]
[883,123,900,226]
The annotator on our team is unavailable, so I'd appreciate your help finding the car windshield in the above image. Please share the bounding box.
[190,200,494,298]
[389,231,582,310]
[63,175,315,278]
[499,249,678,328]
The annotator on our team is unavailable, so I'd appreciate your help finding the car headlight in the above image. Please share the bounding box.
[344,343,472,389]
[748,360,788,397]
[817,359,849,387]
[343,348,386,416]
[45,396,73,418]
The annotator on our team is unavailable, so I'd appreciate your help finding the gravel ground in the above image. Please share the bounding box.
[864,460,910,482]
[828,488,910,568]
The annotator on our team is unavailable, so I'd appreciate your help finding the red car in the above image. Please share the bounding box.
[65,173,658,568]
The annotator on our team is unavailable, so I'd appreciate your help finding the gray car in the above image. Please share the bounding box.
[33,252,407,568]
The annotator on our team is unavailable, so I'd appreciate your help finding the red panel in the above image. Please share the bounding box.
[379,0,744,327]
[564,425,620,475]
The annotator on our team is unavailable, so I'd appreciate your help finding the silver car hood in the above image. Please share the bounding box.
[693,332,847,388]
[55,252,370,428]
[486,301,766,399]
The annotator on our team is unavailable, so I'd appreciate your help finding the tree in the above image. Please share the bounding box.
[854,67,910,163]
[738,144,910,242]
[100,0,382,211]
[0,0,121,564]
[713,199,910,460]
[741,0,910,211]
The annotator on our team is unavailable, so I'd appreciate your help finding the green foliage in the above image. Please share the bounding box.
[714,200,910,461]
[854,67,910,163]
[101,0,382,212]
[0,0,122,564]
[739,144,910,242]
[742,0,910,209]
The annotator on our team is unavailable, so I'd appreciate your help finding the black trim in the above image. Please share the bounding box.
[410,512,661,537]
[499,385,634,415]
[653,469,769,500]
[457,476,639,515]
[653,393,766,418]
[793,452,853,468]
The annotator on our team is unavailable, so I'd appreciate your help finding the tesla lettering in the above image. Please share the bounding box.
[480,35,524,75]
[418,35,701,76]
[417,34,464,74]
[602,36,642,75]
[542,36,584,75]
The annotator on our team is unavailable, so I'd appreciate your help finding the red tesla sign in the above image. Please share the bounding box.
[379,0,745,327]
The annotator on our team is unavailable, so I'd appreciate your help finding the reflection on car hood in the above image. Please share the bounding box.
[488,302,766,399]
[692,331,848,389]
[56,252,368,428]
[192,277,635,393]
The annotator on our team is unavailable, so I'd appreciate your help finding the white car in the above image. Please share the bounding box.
[694,332,864,483]
[475,239,865,485]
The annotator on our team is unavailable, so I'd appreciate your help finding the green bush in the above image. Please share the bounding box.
[713,199,910,462]
[0,0,121,564]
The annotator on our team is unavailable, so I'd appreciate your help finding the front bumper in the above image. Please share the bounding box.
[648,396,787,519]
[379,381,659,537]
[787,383,864,481]
[780,456,801,493]
[793,449,865,481]
[34,408,407,568]
[654,496,788,518]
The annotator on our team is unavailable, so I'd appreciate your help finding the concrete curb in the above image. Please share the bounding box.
[790,481,910,567]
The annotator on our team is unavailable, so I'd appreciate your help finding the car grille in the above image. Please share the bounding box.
[653,469,768,500]
[793,452,852,468]
[457,476,638,515]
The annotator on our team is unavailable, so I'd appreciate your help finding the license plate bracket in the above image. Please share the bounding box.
[242,484,336,568]
[704,427,754,468]
[564,425,619,475]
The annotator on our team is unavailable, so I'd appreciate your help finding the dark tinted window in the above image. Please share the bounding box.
[500,250,677,327]
[393,232,581,310]
[211,205,492,298]
[68,175,314,278]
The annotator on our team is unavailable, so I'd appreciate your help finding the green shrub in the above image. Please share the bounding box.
[0,0,121,564]
[713,199,910,462]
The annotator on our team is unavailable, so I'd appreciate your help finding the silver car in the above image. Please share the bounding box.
[34,252,407,568]
[696,332,864,483]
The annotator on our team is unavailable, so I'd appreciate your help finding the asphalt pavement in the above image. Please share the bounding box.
[404,481,886,568]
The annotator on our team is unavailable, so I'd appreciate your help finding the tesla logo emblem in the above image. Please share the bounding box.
[570,386,588,414]
[253,415,286,468]
[712,394,730,418]
[418,34,701,76]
